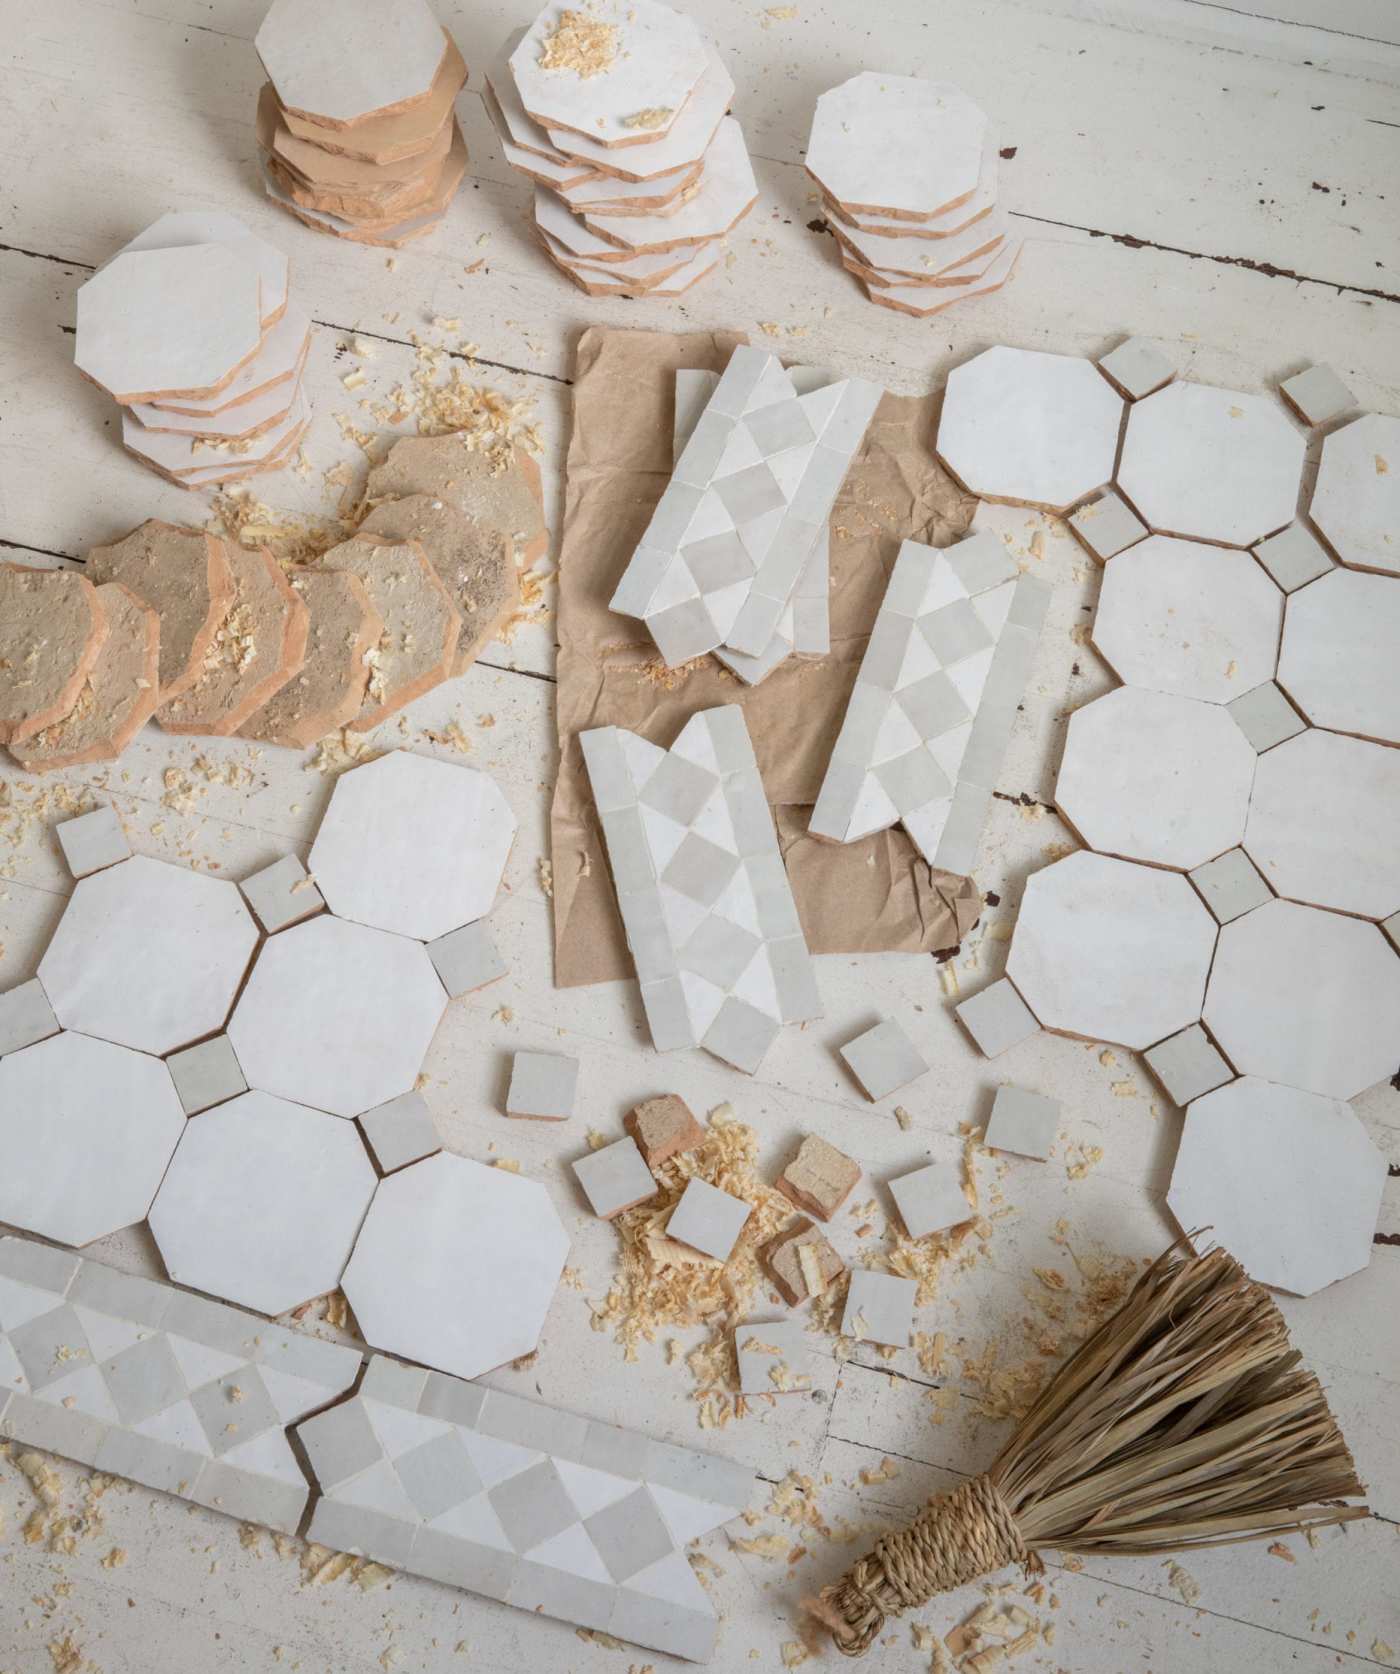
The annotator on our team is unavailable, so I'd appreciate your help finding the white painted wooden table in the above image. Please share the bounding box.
[1,1,1398,1669]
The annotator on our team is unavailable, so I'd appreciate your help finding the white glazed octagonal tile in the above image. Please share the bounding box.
[1168,1077,1384,1295]
[1309,412,1400,576]
[937,347,1123,513]
[149,1091,377,1315]
[227,915,447,1118]
[340,1153,570,1379]
[38,856,258,1055]
[1055,688,1256,871]
[1006,851,1217,1049]
[1117,382,1305,548]
[806,73,988,219]
[1092,535,1283,704]
[308,750,516,941]
[1276,568,1400,746]
[255,0,447,125]
[1203,899,1400,1099]
[0,1033,185,1247]
[1243,729,1400,920]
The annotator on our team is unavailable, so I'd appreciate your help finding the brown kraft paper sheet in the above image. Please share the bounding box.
[550,324,984,990]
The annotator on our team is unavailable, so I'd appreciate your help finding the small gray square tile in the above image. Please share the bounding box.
[9,1302,92,1392]
[983,1085,1060,1159]
[639,750,718,826]
[840,1018,929,1101]
[1069,490,1148,562]
[1253,523,1333,593]
[573,1136,658,1220]
[489,1458,580,1553]
[0,979,60,1057]
[661,832,740,907]
[1144,1024,1235,1107]
[188,1365,279,1457]
[101,1334,186,1427]
[1280,363,1354,427]
[359,1090,440,1173]
[874,746,950,816]
[703,995,782,1075]
[584,1484,674,1581]
[919,598,992,666]
[666,1177,751,1262]
[394,1430,483,1521]
[428,921,507,998]
[506,1051,579,1121]
[896,671,971,739]
[1099,336,1174,400]
[955,979,1040,1058]
[165,1034,246,1115]
[841,1268,917,1347]
[56,805,130,878]
[239,854,324,934]
[298,1395,385,1491]
[1383,911,1400,956]
[888,1164,974,1240]
[1189,848,1272,924]
[1227,682,1306,753]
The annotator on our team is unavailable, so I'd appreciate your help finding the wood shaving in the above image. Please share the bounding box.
[1166,1560,1200,1604]
[538,9,618,76]
[622,106,673,129]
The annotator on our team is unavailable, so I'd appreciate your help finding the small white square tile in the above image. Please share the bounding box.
[1252,522,1333,593]
[840,1017,929,1101]
[358,1090,440,1173]
[665,1177,751,1262]
[1068,490,1148,562]
[0,978,61,1056]
[983,1085,1059,1159]
[1144,1024,1234,1106]
[57,806,130,878]
[1382,911,1400,955]
[1280,364,1354,427]
[888,1163,974,1239]
[955,978,1040,1058]
[1227,682,1306,753]
[506,1051,579,1121]
[165,1033,247,1115]
[239,854,324,934]
[734,1318,811,1395]
[1098,336,1174,400]
[841,1268,916,1347]
[1189,848,1272,924]
[572,1136,658,1220]
[428,921,507,998]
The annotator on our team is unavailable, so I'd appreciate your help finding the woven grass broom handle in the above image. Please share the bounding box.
[814,1474,1027,1655]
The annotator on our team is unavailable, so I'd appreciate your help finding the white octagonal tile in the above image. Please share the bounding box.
[1276,568,1400,746]
[255,0,447,125]
[1309,412,1400,576]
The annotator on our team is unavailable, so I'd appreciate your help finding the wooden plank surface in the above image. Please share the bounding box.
[1,1,1398,1670]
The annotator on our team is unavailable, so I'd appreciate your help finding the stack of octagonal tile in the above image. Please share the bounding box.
[74,213,312,489]
[255,0,468,247]
[806,73,1020,318]
[485,2,754,299]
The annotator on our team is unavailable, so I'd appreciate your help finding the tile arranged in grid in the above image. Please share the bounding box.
[937,347,1123,513]
[841,1269,916,1347]
[1252,522,1333,593]
[1277,568,1400,746]
[297,1356,751,1660]
[1097,337,1175,401]
[1226,681,1305,753]
[1092,535,1283,704]
[507,1050,580,1120]
[666,1178,751,1263]
[0,1236,360,1532]
[56,806,131,878]
[0,978,60,1057]
[358,1090,441,1174]
[888,1164,974,1239]
[340,1154,570,1380]
[1055,687,1256,872]
[1279,364,1355,427]
[0,1032,186,1248]
[1067,489,1148,562]
[428,920,507,998]
[1203,899,1400,1101]
[580,706,821,1074]
[1188,848,1272,925]
[954,978,1039,1059]
[983,1085,1060,1159]
[609,346,880,666]
[1117,381,1305,548]
[238,853,324,933]
[165,1033,247,1115]
[1143,1024,1234,1107]
[734,1319,811,1396]
[309,751,517,941]
[38,855,258,1056]
[809,533,1050,877]
[1243,730,1400,921]
[839,1017,929,1102]
[573,1137,658,1220]
[1007,852,1218,1051]
[1167,1078,1384,1295]
[1309,413,1400,575]
[227,914,447,1118]
[149,1091,377,1315]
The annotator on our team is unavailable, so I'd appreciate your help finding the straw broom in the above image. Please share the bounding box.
[811,1242,1368,1655]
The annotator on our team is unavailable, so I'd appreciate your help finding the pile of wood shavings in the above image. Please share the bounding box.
[368,337,542,471]
[538,9,618,76]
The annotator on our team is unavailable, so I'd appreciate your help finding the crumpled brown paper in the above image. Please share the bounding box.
[549,325,984,989]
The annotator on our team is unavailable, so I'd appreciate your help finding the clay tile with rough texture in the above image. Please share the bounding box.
[623,1094,705,1169]
[775,1134,861,1222]
[0,567,110,747]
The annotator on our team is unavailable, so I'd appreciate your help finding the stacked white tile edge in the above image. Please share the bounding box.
[611,345,882,668]
[300,1355,753,1661]
[580,705,820,1073]
[809,531,1050,877]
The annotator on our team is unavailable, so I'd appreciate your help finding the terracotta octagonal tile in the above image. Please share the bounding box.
[255,0,448,127]
[1276,567,1400,746]
[1006,851,1217,1049]
[1309,412,1400,576]
[1203,898,1400,1100]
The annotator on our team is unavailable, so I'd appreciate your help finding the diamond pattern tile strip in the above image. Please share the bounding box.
[0,1237,360,1534]
[611,346,880,667]
[297,1357,753,1662]
[809,533,1051,876]
[580,706,822,1074]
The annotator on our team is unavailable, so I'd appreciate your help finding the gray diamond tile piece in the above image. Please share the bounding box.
[490,1459,581,1553]
[585,1485,674,1582]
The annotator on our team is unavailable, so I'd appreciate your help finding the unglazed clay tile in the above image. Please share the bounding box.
[358,1090,441,1174]
[854,234,1022,318]
[840,1017,929,1102]
[1279,363,1355,428]
[1276,569,1400,745]
[0,567,109,746]
[277,33,467,161]
[1226,681,1305,753]
[558,151,703,213]
[665,1177,751,1262]
[429,920,507,998]
[141,304,311,419]
[573,1136,658,1220]
[775,1135,860,1221]
[542,238,722,299]
[1142,1024,1234,1107]
[366,432,547,570]
[149,1090,376,1313]
[131,371,298,442]
[507,1050,580,1121]
[541,223,708,286]
[1068,489,1149,562]
[1097,336,1175,401]
[1243,730,1400,920]
[255,0,448,126]
[165,1034,248,1116]
[734,1319,811,1396]
[582,119,757,254]
[75,244,264,403]
[1092,535,1282,704]
[830,211,1006,281]
[227,913,447,1118]
[937,346,1123,513]
[123,388,308,477]
[1203,899,1400,1099]
[1055,687,1256,871]
[1252,521,1333,593]
[0,1033,184,1246]
[238,853,325,934]
[263,123,462,223]
[56,806,131,878]
[1167,1077,1384,1294]
[954,978,1039,1058]
[1117,381,1305,548]
[114,210,290,328]
[508,0,707,150]
[261,158,455,249]
[1188,847,1272,925]
[625,1095,704,1169]
[0,979,60,1057]
[983,1085,1060,1159]
[340,1155,569,1379]
[1007,852,1217,1050]
[806,73,987,219]
[260,81,452,194]
[1308,412,1400,575]
[39,855,257,1054]
[841,1268,916,1347]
